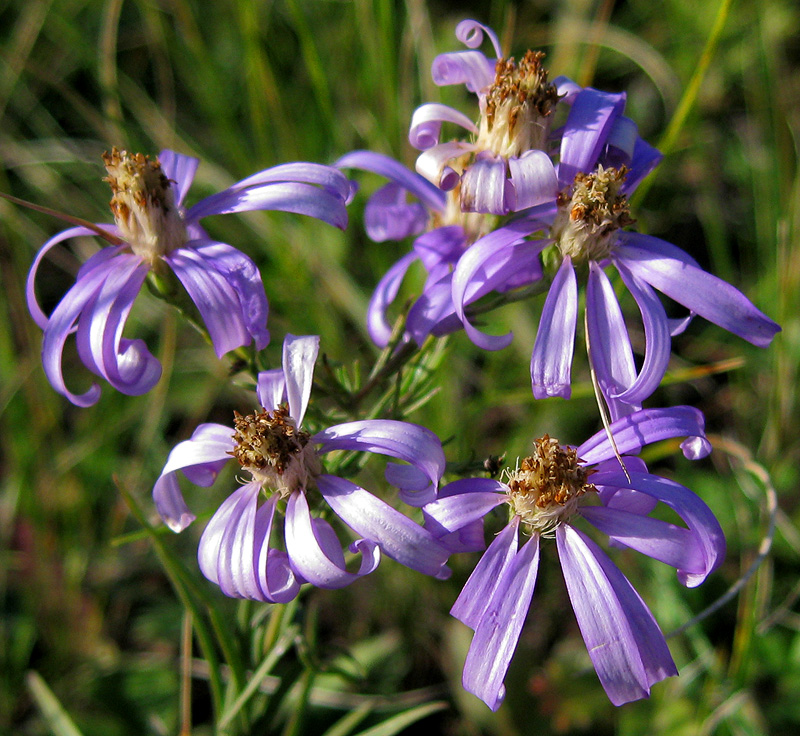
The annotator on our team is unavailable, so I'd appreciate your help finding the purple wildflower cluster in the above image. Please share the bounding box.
[21,16,779,716]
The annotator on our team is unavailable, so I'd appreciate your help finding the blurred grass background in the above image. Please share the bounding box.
[1,0,799,734]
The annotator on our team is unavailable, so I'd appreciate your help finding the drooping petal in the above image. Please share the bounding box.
[191,240,270,350]
[431,50,496,93]
[557,525,677,705]
[409,103,479,150]
[462,530,540,711]
[507,150,559,210]
[603,115,638,167]
[153,422,235,532]
[367,251,420,347]
[413,225,466,273]
[282,333,319,426]
[615,232,780,347]
[553,75,582,104]
[158,150,200,207]
[585,471,726,587]
[531,256,577,399]
[363,182,429,241]
[317,475,451,577]
[461,155,514,214]
[313,419,444,504]
[225,162,352,202]
[252,495,302,603]
[577,406,709,465]
[284,491,381,588]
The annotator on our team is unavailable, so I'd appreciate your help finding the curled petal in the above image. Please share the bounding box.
[226,162,352,202]
[313,419,444,504]
[414,226,466,272]
[432,50,496,93]
[577,406,709,465]
[367,252,419,347]
[557,525,677,705]
[335,150,446,213]
[461,155,514,214]
[409,103,478,150]
[158,150,200,207]
[531,256,577,399]
[317,475,451,577]
[416,141,475,189]
[507,150,559,210]
[585,472,726,587]
[462,529,540,711]
[553,75,582,104]
[616,233,780,347]
[282,334,320,426]
[153,422,235,532]
[455,19,503,58]
[285,491,380,588]
[252,495,302,602]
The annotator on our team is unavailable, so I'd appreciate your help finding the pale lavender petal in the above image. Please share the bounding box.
[587,471,726,587]
[461,155,513,214]
[681,435,712,460]
[285,491,381,588]
[409,103,478,150]
[335,150,446,212]
[616,233,780,347]
[559,89,626,187]
[367,251,419,347]
[252,495,301,603]
[257,368,287,411]
[416,141,476,188]
[553,75,582,104]
[557,525,677,705]
[451,517,520,629]
[282,334,319,426]
[609,260,671,405]
[363,182,429,241]
[192,241,270,350]
[586,262,639,420]
[455,19,503,58]
[531,256,577,399]
[594,457,657,517]
[226,162,351,201]
[431,50,495,92]
[578,406,708,464]
[507,150,559,210]
[186,181,348,230]
[166,246,250,358]
[317,475,451,577]
[423,480,506,537]
[413,226,466,272]
[158,149,200,207]
[313,419,444,504]
[462,530,540,711]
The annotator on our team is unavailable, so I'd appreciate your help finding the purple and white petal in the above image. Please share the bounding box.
[423,479,506,537]
[415,141,475,189]
[553,76,582,104]
[224,162,352,201]
[257,368,287,412]
[531,256,578,399]
[557,525,677,705]
[431,50,496,93]
[461,155,514,214]
[462,531,540,711]
[317,475,451,577]
[507,150,559,210]
[159,150,200,207]
[282,334,320,426]
[409,103,479,150]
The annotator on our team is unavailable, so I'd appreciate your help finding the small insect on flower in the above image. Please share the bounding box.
[25,149,351,406]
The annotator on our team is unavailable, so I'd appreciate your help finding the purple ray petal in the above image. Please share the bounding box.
[422,479,506,537]
[586,471,726,587]
[158,150,200,207]
[557,524,677,705]
[363,182,429,241]
[461,155,513,214]
[553,75,582,103]
[507,150,559,210]
[226,162,352,201]
[413,226,466,271]
[252,495,302,603]
[285,491,381,588]
[416,141,476,189]
[281,334,319,426]
[455,19,503,58]
[431,50,495,92]
[615,233,780,347]
[257,368,287,411]
[622,138,663,194]
[409,103,478,150]
[603,115,638,165]
[192,240,270,350]
[577,406,708,465]
[367,251,419,347]
[317,475,451,576]
[531,256,577,399]
[462,531,540,711]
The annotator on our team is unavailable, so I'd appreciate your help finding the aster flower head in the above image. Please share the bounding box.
[423,407,725,709]
[26,148,351,406]
[153,334,452,601]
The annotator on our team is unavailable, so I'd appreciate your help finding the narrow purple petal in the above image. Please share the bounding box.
[553,75,582,103]
[622,138,663,194]
[226,162,352,201]
[282,334,319,426]
[462,530,540,711]
[461,155,513,214]
[416,141,476,189]
[604,115,638,165]
[363,182,429,241]
[507,150,559,210]
[158,150,200,207]
[531,256,577,399]
[455,19,503,58]
[557,525,677,705]
[367,251,419,347]
[317,475,451,577]
[422,480,506,537]
[252,495,302,603]
[409,103,478,150]
[431,50,495,92]
[257,368,287,411]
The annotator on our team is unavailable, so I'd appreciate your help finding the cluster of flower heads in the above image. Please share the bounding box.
[23,18,779,714]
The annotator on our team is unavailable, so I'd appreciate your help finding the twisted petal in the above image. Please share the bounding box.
[507,150,559,210]
[577,406,709,465]
[432,50,495,92]
[615,232,780,347]
[584,472,726,587]
[159,150,200,207]
[367,251,420,347]
[335,150,446,214]
[462,526,540,711]
[317,475,451,577]
[409,103,478,150]
[461,155,514,214]
[252,495,302,602]
[454,19,503,57]
[557,525,677,705]
[531,256,577,399]
[416,141,476,189]
[282,333,319,426]
[313,419,445,504]
[285,491,381,588]
[153,422,235,532]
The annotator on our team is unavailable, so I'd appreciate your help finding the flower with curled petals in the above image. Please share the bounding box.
[26,148,351,406]
[153,334,452,602]
[423,406,725,710]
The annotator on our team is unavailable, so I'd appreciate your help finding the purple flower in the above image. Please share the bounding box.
[153,334,452,601]
[423,407,725,709]
[26,148,350,406]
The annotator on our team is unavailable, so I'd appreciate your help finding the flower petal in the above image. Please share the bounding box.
[158,150,200,207]
[622,138,663,194]
[431,50,496,93]
[367,251,419,347]
[422,479,507,537]
[409,103,478,150]
[252,495,302,603]
[416,141,476,189]
[454,19,503,58]
[531,256,577,399]
[282,334,320,426]
[557,525,677,705]
[507,150,559,210]
[461,155,514,214]
[256,368,287,411]
[362,182,429,241]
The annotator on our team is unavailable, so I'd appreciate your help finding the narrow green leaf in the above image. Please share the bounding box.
[25,671,85,736]
[352,701,447,736]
